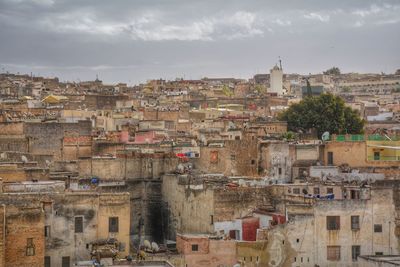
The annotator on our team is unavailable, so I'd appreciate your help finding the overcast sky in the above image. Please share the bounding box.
[0,0,399,84]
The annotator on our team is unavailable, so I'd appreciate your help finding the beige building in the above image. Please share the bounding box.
[268,183,400,267]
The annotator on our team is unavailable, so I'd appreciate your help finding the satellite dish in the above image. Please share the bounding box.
[21,155,28,163]
[321,131,330,141]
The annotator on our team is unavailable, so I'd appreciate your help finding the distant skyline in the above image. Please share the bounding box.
[0,0,399,85]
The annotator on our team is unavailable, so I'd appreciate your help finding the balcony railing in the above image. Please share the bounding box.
[331,134,400,142]
[367,156,400,161]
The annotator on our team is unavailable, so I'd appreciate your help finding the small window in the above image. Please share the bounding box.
[210,215,214,225]
[278,167,282,175]
[327,188,334,194]
[293,188,300,194]
[327,152,333,165]
[191,244,199,251]
[230,154,236,160]
[296,238,300,243]
[375,252,383,256]
[327,246,341,261]
[374,224,382,233]
[75,216,83,233]
[62,256,70,267]
[44,256,51,267]
[351,216,360,230]
[251,159,256,165]
[327,216,340,230]
[352,245,360,261]
[45,225,51,237]
[313,187,320,194]
[26,238,35,256]
[109,217,119,233]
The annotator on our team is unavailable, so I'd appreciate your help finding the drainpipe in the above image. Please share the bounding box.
[2,204,5,267]
[389,221,391,254]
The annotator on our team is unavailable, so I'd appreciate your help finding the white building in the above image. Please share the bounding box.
[269,64,283,95]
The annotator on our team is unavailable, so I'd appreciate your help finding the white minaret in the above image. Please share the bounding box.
[269,63,283,95]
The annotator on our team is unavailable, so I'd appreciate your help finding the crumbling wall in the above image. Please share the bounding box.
[214,187,272,222]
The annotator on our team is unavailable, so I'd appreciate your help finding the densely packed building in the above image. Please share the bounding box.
[0,68,399,267]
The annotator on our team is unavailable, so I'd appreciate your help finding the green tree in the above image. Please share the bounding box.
[323,67,341,75]
[277,93,364,137]
[222,85,233,97]
[341,86,351,93]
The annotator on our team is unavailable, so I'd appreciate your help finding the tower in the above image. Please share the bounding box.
[269,63,283,95]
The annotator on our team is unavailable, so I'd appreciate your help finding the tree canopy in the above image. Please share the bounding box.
[277,93,364,138]
[323,67,341,75]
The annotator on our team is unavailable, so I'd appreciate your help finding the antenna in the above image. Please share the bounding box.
[279,56,282,70]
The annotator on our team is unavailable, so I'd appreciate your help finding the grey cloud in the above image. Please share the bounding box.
[0,0,399,84]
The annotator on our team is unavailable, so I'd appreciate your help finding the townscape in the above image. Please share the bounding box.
[0,65,400,267]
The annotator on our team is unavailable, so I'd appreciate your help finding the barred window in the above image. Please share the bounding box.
[327,246,340,261]
[352,245,360,261]
[26,238,35,256]
[327,216,340,230]
[351,216,360,230]
[109,217,119,233]
[75,216,83,233]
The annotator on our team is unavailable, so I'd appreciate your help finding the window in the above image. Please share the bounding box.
[326,216,340,230]
[229,230,240,240]
[230,154,236,160]
[26,238,35,256]
[327,152,334,165]
[45,225,51,237]
[352,246,360,261]
[313,187,320,195]
[75,216,83,233]
[278,167,282,175]
[109,217,119,233]
[375,252,383,256]
[44,256,51,267]
[351,216,360,230]
[327,188,334,194]
[327,246,341,261]
[293,188,300,194]
[210,215,214,225]
[62,256,70,267]
[350,190,360,199]
[374,224,382,233]
[374,151,380,160]
[191,244,198,251]
[251,159,256,165]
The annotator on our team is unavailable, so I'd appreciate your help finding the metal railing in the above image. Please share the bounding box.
[367,156,400,161]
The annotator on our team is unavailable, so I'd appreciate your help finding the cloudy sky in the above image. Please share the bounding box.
[0,0,399,84]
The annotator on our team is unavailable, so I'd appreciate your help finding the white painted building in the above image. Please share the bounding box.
[270,65,283,95]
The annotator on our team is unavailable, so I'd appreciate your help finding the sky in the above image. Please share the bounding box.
[0,0,399,85]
